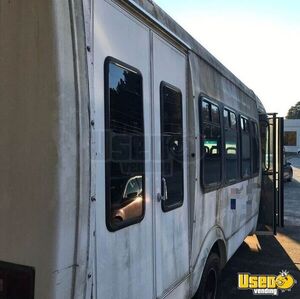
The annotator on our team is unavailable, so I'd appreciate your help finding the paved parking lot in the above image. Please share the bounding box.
[285,156,300,226]
[217,157,300,298]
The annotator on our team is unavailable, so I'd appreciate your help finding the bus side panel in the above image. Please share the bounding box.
[219,178,260,244]
[226,212,259,260]
[0,1,82,298]
[188,52,261,295]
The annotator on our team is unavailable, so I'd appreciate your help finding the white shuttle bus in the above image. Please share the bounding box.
[0,0,284,298]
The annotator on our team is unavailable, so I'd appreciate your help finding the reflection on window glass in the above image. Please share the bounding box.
[200,100,222,187]
[251,122,260,175]
[224,110,230,128]
[105,58,145,231]
[230,112,237,129]
[202,101,210,122]
[123,176,143,199]
[226,142,237,155]
[161,83,184,212]
[211,104,220,124]
[224,109,238,182]
[244,119,249,132]
[241,116,251,178]
[260,116,269,171]
[284,131,297,146]
[241,117,245,131]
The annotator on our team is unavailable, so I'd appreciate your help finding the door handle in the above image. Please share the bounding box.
[162,177,168,201]
[157,177,168,202]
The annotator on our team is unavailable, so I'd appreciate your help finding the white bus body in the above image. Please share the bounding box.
[0,0,273,299]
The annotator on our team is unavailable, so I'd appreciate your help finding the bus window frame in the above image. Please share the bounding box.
[199,96,223,192]
[250,120,260,176]
[199,94,261,194]
[223,108,240,184]
[104,56,146,232]
[160,81,184,213]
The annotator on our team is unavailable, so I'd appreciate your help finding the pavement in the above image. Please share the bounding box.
[216,157,300,298]
[285,156,300,226]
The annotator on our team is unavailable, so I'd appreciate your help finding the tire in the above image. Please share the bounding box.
[194,253,220,299]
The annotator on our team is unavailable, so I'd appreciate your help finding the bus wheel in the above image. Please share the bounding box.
[194,253,220,299]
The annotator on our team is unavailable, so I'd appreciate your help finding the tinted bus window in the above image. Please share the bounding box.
[105,58,145,231]
[230,112,237,129]
[202,101,210,122]
[241,117,251,178]
[224,109,239,182]
[211,105,220,123]
[224,109,230,128]
[200,99,222,188]
[251,121,260,175]
[161,83,184,212]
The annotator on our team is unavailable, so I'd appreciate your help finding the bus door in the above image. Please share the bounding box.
[93,2,154,298]
[152,33,190,298]
[257,113,284,235]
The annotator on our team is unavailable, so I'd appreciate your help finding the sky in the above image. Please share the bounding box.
[154,0,300,117]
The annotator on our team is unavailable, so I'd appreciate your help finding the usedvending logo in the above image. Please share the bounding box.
[238,271,297,296]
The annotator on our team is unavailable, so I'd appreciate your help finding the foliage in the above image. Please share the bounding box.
[286,101,300,119]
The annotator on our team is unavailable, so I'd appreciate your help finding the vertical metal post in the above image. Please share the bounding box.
[278,117,284,227]
[272,113,277,235]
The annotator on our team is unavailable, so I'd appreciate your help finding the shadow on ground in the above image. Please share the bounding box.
[217,233,300,298]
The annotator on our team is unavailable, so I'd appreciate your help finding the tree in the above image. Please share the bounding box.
[286,101,300,119]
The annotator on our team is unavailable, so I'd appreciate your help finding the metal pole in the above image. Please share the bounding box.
[278,118,284,227]
[272,114,277,235]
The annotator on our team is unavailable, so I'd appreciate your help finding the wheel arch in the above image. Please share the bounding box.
[211,239,227,270]
[191,226,227,298]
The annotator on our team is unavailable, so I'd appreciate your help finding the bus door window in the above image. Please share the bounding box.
[105,58,145,231]
[160,82,184,212]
